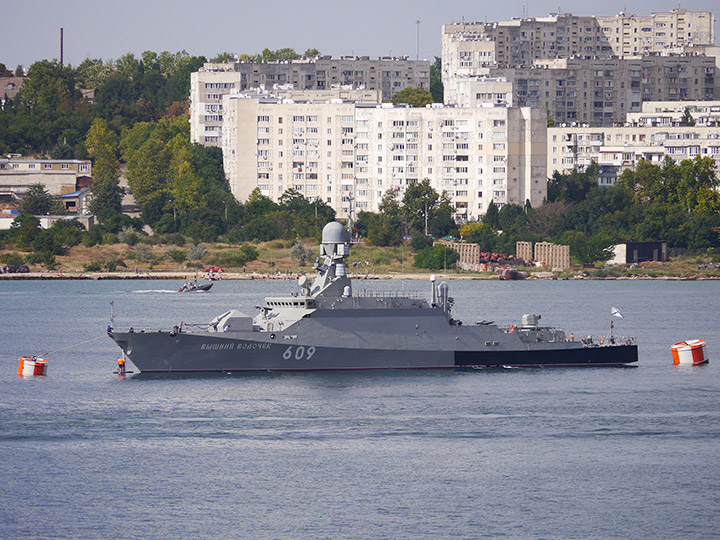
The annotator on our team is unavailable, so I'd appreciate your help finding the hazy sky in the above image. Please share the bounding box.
[2,0,718,69]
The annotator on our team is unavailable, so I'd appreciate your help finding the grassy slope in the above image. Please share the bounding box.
[1,240,719,278]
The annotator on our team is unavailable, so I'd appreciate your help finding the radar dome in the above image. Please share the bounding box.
[322,222,347,244]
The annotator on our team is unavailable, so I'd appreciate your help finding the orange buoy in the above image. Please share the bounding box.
[671,340,708,365]
[17,356,48,376]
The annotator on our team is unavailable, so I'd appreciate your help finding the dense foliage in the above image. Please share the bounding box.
[213,48,321,63]
[430,57,443,103]
[390,87,434,108]
[356,179,457,249]
[1,50,338,246]
[0,52,207,156]
[460,159,720,265]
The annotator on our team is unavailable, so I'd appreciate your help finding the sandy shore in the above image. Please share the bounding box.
[1,271,716,281]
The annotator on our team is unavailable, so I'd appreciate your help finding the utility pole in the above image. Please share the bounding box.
[60,28,64,66]
[424,200,428,236]
[416,20,421,61]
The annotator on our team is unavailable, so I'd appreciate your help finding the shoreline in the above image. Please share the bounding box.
[1,271,718,281]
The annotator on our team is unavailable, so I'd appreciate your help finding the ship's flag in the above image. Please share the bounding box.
[611,306,624,319]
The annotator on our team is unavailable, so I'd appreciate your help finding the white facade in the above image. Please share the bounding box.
[0,159,92,198]
[190,57,429,147]
[627,100,720,127]
[222,97,547,222]
[452,78,514,107]
[548,124,720,184]
[442,10,714,73]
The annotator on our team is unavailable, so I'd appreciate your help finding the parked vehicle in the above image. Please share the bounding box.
[17,265,30,273]
[3,265,17,273]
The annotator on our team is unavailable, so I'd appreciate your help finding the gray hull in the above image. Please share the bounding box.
[111,326,637,373]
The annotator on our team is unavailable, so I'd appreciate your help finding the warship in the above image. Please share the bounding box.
[109,222,638,373]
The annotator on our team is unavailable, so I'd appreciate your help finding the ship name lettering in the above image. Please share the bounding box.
[200,343,236,350]
[237,343,271,350]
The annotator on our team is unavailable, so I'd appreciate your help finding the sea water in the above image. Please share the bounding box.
[1,278,719,539]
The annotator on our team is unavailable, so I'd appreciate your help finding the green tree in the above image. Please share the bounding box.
[675,156,720,214]
[482,201,499,229]
[680,107,696,127]
[304,49,321,57]
[390,87,433,107]
[368,189,402,246]
[429,57,443,102]
[20,183,66,215]
[9,213,41,247]
[86,118,123,222]
[560,230,614,265]
[547,164,599,203]
[460,222,499,252]
[429,191,456,238]
[126,136,170,205]
[76,58,114,89]
[402,178,439,234]
[213,52,236,63]
[498,203,527,232]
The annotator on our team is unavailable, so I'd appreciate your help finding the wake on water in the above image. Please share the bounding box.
[132,289,179,294]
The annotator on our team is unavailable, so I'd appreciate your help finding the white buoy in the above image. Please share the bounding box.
[17,356,48,376]
[671,340,708,365]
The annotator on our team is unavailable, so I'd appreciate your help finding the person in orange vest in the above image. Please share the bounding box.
[117,357,126,375]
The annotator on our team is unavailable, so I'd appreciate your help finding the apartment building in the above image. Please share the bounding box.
[547,124,720,184]
[597,10,714,56]
[628,100,720,126]
[190,56,430,147]
[0,158,93,199]
[222,96,546,221]
[447,55,717,126]
[442,9,714,74]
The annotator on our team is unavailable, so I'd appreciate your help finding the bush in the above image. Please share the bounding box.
[102,233,119,244]
[0,252,24,266]
[164,248,187,263]
[103,258,126,272]
[32,229,64,255]
[133,245,153,261]
[83,227,104,247]
[413,245,459,270]
[117,226,139,246]
[289,241,313,266]
[268,240,291,249]
[206,245,259,267]
[186,243,206,260]
[410,235,433,251]
[83,260,103,271]
[51,219,85,247]
[138,235,159,245]
[166,233,186,247]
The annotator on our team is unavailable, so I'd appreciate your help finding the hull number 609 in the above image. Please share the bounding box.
[283,346,316,360]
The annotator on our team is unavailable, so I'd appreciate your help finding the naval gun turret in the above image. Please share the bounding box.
[307,222,352,298]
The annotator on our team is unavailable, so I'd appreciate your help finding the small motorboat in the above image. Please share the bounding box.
[178,281,213,292]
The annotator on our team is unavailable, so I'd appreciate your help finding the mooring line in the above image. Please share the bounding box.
[39,336,107,357]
